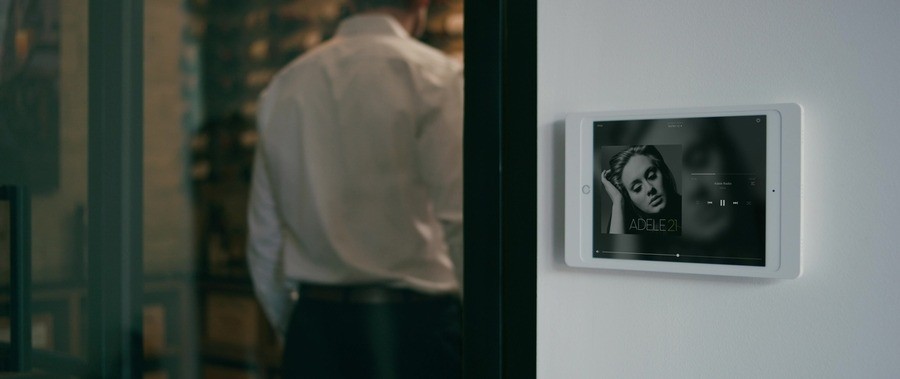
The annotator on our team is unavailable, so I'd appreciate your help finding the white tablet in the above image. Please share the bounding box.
[565,104,801,278]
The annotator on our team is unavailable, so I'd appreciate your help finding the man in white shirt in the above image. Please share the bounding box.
[246,0,463,377]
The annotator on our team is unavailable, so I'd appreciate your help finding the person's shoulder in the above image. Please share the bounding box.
[260,38,344,100]
[256,42,339,119]
[356,39,460,90]
[394,38,461,73]
[273,39,339,78]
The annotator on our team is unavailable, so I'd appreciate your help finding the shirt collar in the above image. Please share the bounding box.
[335,14,410,39]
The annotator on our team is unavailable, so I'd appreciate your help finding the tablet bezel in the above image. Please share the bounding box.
[564,104,800,278]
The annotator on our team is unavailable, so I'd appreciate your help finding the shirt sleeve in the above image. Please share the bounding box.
[246,99,292,336]
[416,66,465,290]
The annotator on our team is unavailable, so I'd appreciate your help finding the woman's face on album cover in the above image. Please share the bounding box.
[621,154,667,214]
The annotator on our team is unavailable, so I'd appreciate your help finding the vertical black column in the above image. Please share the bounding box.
[464,0,503,376]
[500,1,537,377]
[3,185,31,372]
[464,0,537,377]
[88,0,144,378]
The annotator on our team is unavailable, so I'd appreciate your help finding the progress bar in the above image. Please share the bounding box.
[596,250,763,261]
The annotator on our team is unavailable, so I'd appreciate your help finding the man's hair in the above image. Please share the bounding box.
[352,0,415,11]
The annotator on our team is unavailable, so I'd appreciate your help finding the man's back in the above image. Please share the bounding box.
[248,13,463,332]
[247,5,464,376]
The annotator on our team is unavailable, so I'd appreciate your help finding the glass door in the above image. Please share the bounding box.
[1,0,144,377]
[4,0,483,377]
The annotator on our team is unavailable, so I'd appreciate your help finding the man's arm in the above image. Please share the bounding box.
[246,129,292,337]
[416,67,464,289]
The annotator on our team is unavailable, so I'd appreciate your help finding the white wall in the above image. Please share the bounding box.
[538,1,900,378]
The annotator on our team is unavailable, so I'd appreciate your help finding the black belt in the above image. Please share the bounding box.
[296,283,449,304]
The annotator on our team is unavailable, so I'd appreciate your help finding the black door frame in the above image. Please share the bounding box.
[463,0,537,377]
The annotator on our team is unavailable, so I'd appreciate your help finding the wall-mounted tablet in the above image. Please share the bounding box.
[565,104,801,278]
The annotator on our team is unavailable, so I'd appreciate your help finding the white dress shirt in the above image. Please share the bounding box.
[247,14,463,334]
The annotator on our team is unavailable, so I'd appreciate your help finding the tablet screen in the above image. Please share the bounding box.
[592,115,767,266]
